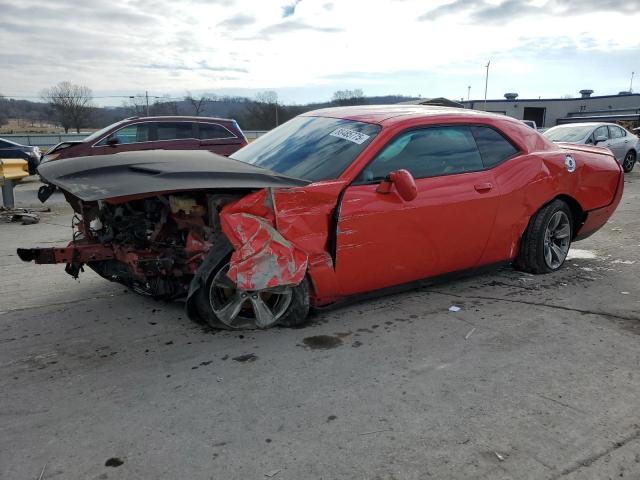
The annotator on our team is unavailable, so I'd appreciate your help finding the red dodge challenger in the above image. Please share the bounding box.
[19,106,624,329]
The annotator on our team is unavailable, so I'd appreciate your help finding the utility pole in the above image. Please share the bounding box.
[630,72,635,93]
[483,61,490,110]
[275,99,279,127]
[145,90,149,117]
[467,85,471,101]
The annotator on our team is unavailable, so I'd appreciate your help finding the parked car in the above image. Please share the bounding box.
[40,116,248,164]
[0,137,41,174]
[543,122,639,172]
[19,106,623,330]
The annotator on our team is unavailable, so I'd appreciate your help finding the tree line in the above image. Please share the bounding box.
[0,82,417,133]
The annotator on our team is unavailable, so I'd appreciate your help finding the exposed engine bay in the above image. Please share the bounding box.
[69,192,241,299]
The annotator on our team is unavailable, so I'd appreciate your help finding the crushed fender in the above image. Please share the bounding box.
[220,189,308,291]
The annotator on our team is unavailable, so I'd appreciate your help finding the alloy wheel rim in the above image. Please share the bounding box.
[623,152,635,171]
[543,211,571,270]
[209,264,293,329]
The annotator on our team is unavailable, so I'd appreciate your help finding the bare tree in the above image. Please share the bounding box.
[255,90,278,104]
[151,95,179,116]
[331,88,365,105]
[41,82,95,133]
[253,91,279,127]
[0,94,8,127]
[185,91,212,116]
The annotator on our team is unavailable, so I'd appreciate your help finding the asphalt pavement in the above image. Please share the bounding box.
[1,174,639,479]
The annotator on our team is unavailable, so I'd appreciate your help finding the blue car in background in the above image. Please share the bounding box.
[0,137,41,174]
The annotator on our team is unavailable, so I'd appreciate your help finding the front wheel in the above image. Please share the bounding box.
[515,200,573,274]
[622,150,636,173]
[196,262,310,330]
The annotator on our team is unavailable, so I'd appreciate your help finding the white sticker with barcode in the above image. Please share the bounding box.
[329,127,370,144]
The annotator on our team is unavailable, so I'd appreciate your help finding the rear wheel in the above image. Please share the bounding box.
[197,262,310,330]
[622,150,636,173]
[515,200,572,274]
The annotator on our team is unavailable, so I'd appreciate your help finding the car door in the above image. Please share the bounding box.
[607,125,627,161]
[334,125,501,296]
[196,122,243,156]
[92,122,156,155]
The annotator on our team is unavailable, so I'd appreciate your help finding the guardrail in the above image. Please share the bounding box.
[1,130,269,147]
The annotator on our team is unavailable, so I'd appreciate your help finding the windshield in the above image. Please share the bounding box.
[230,116,381,182]
[543,125,593,142]
[82,120,129,143]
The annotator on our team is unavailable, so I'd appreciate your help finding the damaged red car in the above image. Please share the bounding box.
[18,106,624,329]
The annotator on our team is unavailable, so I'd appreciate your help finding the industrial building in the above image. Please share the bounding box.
[461,90,640,128]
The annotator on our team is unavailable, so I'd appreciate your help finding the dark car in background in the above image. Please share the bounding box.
[40,116,248,164]
[0,137,41,174]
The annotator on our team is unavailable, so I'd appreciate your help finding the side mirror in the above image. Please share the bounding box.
[376,169,418,201]
[594,135,607,145]
[106,137,120,147]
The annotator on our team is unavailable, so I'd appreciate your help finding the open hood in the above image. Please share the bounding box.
[38,149,310,202]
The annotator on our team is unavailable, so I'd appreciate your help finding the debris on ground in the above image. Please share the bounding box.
[358,429,392,436]
[465,328,476,340]
[265,469,281,477]
[37,463,47,480]
[494,451,505,461]
[621,291,630,295]
[449,305,461,312]
[0,208,40,225]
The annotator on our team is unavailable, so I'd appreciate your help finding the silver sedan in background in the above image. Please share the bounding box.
[543,122,638,173]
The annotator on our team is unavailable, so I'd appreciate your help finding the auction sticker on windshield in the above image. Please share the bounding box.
[329,127,370,144]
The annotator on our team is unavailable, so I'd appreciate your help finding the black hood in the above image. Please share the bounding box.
[38,149,310,201]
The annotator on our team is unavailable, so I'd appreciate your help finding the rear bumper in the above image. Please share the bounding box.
[574,170,624,241]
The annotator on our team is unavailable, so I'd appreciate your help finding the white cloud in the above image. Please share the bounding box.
[0,0,638,104]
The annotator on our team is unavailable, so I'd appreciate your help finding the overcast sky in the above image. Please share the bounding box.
[1,0,639,105]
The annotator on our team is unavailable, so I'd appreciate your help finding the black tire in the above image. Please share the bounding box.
[622,150,636,173]
[515,199,573,274]
[194,263,310,330]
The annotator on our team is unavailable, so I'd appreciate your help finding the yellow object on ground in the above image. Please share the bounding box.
[0,159,29,184]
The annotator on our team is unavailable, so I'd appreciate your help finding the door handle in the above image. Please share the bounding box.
[474,182,493,192]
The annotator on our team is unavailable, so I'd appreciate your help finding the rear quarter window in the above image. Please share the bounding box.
[470,126,519,168]
[198,123,235,140]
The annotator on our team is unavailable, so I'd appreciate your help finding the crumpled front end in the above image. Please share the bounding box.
[215,181,347,305]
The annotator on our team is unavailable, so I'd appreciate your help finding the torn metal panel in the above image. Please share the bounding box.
[220,189,309,291]
[219,182,346,296]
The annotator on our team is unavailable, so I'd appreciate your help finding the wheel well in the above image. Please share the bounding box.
[554,194,585,237]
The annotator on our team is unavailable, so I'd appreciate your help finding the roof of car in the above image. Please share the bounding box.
[125,116,235,123]
[548,122,615,129]
[302,105,519,126]
[0,137,21,146]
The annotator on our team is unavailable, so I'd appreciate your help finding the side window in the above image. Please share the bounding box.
[357,126,483,183]
[157,122,194,141]
[470,126,519,168]
[609,126,624,139]
[199,123,235,140]
[0,140,10,148]
[594,126,609,140]
[98,124,153,145]
[111,125,137,145]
